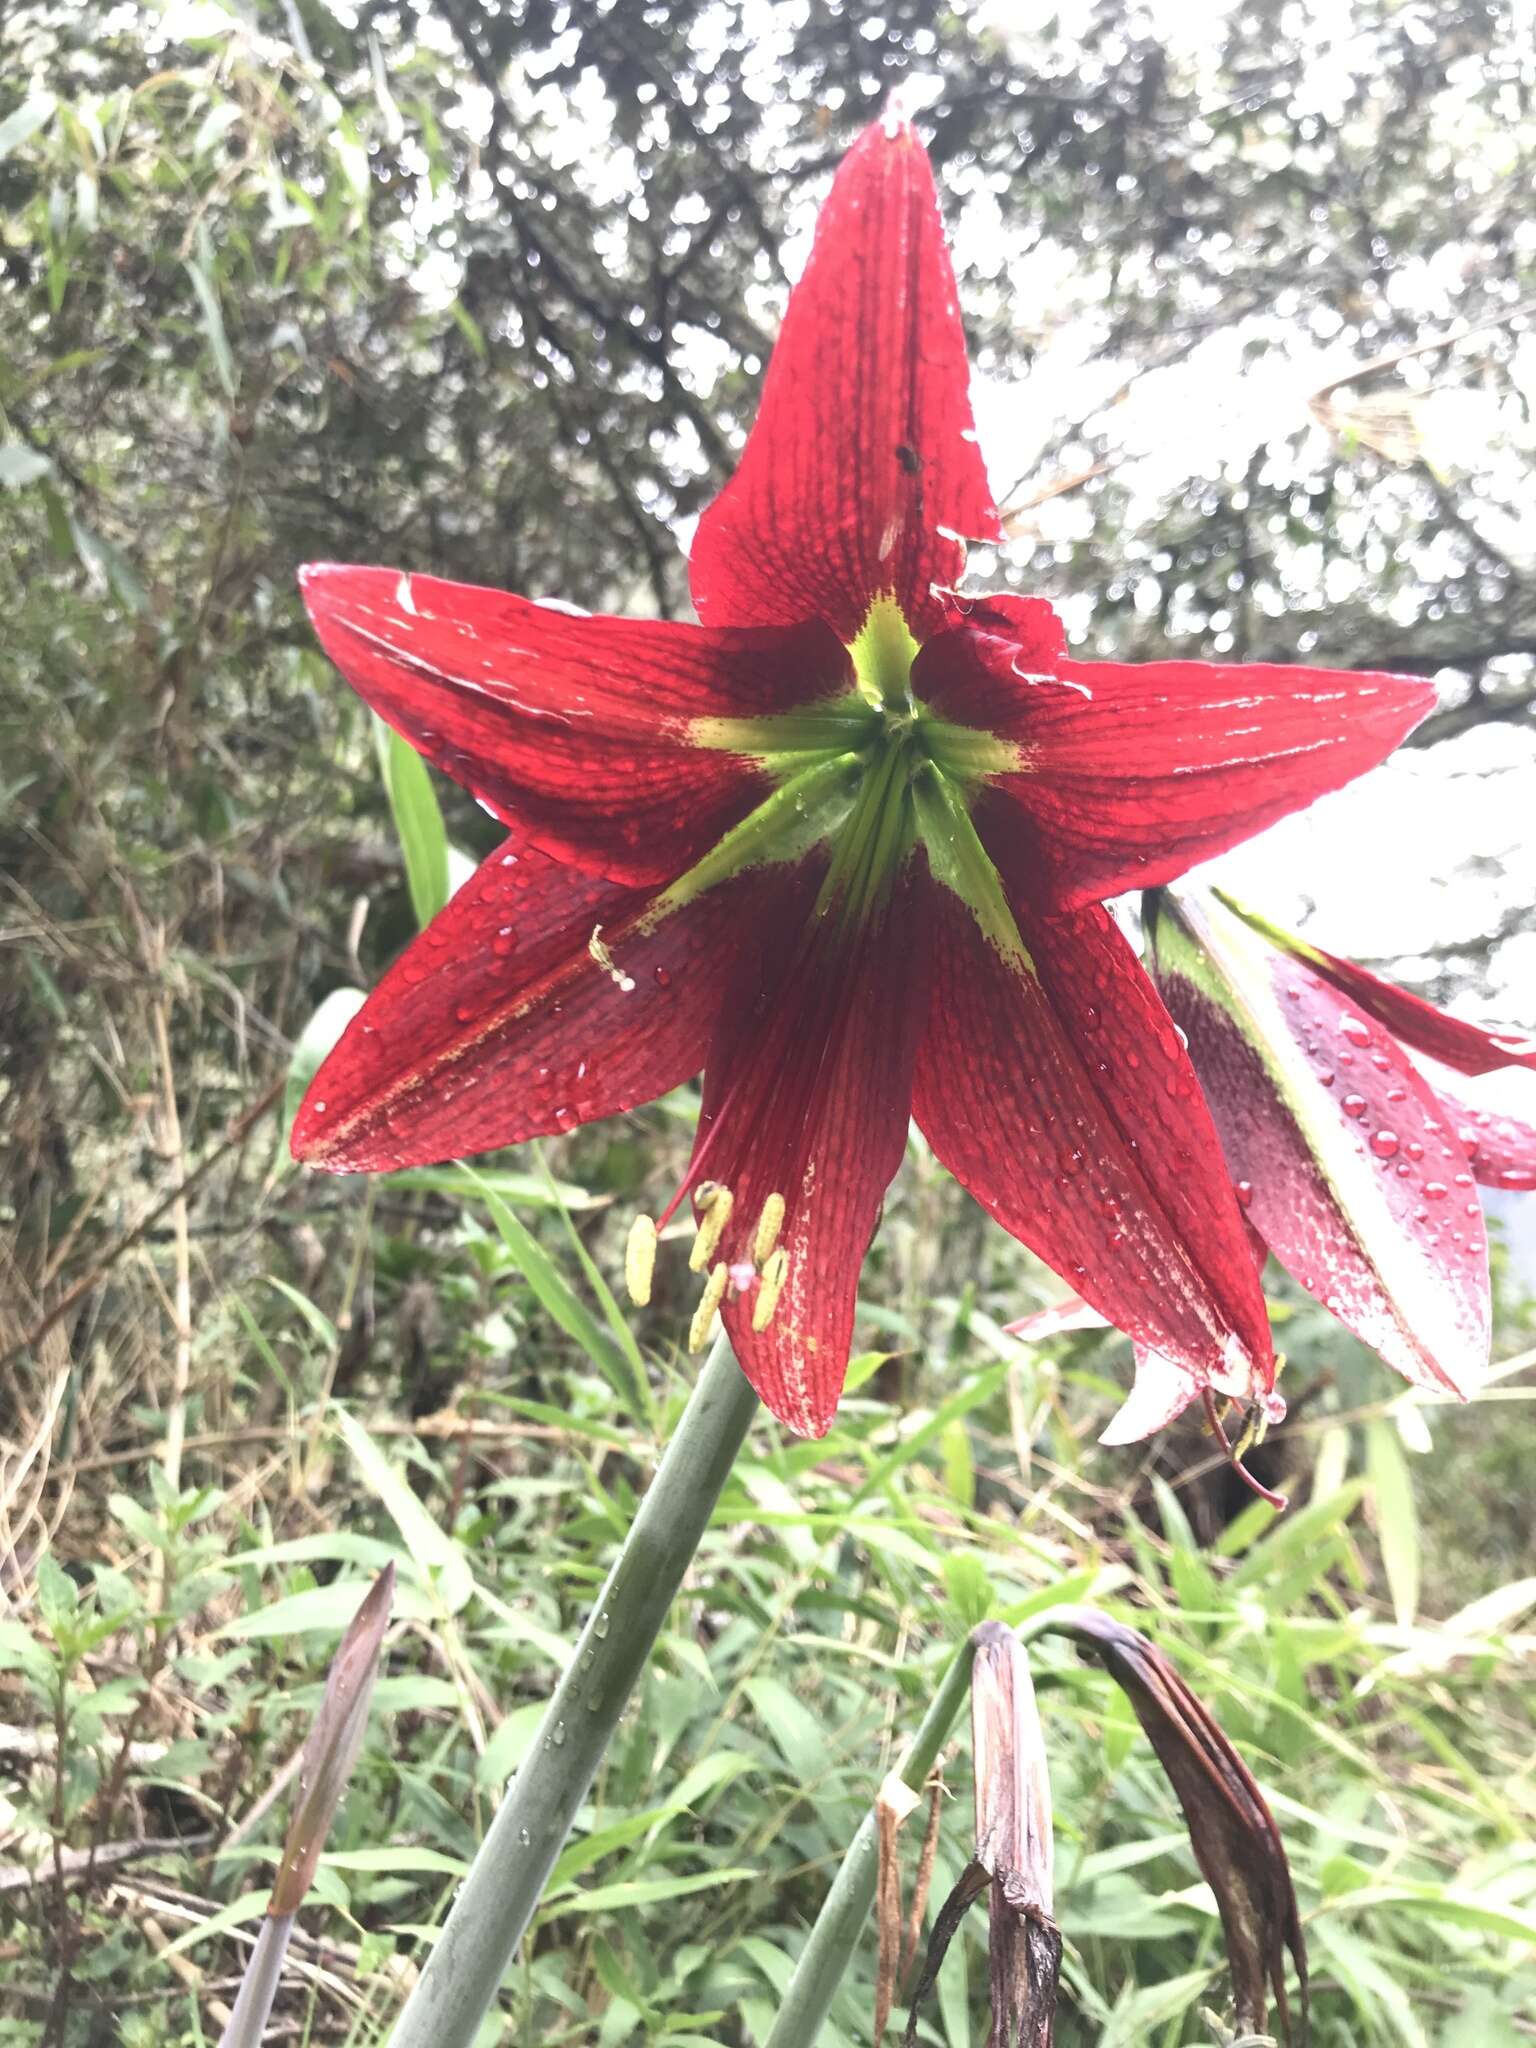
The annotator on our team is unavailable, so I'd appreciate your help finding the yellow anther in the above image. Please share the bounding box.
[752,1191,786,1266]
[751,1246,789,1332]
[624,1214,657,1307]
[688,1261,729,1353]
[688,1183,735,1272]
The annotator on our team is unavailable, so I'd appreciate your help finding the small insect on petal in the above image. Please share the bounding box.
[689,1260,730,1352]
[688,1181,735,1272]
[751,1245,790,1332]
[625,1214,658,1307]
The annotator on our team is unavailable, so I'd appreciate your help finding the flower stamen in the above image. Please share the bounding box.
[752,1192,786,1265]
[688,1260,729,1352]
[624,1214,658,1306]
[688,1182,735,1271]
[752,1246,790,1332]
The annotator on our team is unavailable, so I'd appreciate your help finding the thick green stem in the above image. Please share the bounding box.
[764,1638,979,2048]
[390,1332,757,2047]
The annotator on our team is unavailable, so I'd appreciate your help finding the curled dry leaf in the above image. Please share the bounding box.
[1045,1606,1307,2044]
[906,1622,1060,2048]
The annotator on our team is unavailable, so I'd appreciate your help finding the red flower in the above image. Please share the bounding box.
[1136,887,1535,1408]
[292,120,1434,1439]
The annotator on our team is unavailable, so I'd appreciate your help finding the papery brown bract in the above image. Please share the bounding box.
[905,1622,1060,2048]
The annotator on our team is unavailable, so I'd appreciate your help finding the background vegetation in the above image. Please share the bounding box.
[2,1,1534,2041]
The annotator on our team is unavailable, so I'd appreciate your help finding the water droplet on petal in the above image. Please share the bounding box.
[1341,1093,1367,1120]
[1370,1129,1399,1158]
[1405,1140,1425,1161]
[1339,1016,1371,1047]
[1316,1069,1335,1088]
[653,965,671,988]
[1385,1086,1407,1103]
[1235,1179,1254,1208]
[1424,1181,1449,1201]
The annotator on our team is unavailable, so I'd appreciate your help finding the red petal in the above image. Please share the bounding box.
[913,824,1275,1404]
[1146,888,1490,1398]
[292,829,756,1171]
[912,621,1435,909]
[689,121,999,643]
[1220,902,1536,1077]
[687,857,929,1437]
[301,564,851,885]
[1433,1084,1536,1193]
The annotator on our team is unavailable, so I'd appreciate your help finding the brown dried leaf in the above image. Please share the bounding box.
[1046,1607,1307,2044]
[906,1623,1060,2048]
[269,1563,394,1917]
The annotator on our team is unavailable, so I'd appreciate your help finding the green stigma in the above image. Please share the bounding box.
[674,596,1028,958]
[850,595,920,709]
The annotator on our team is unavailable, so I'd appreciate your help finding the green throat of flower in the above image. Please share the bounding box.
[677,597,1024,950]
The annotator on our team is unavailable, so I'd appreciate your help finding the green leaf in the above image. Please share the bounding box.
[0,95,55,160]
[460,1166,647,1415]
[376,717,450,928]
[541,1868,757,1916]
[332,1406,476,1615]
[0,444,53,487]
[220,1579,434,1638]
[1366,1417,1420,1628]
[184,256,238,399]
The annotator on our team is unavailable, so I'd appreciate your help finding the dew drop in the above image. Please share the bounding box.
[1082,1004,1101,1032]
[493,926,517,957]
[1317,1070,1335,1088]
[1405,1140,1424,1161]
[1339,1015,1371,1047]
[518,1826,531,1846]
[312,1099,327,1115]
[1423,1181,1448,1201]
[1385,1086,1407,1103]
[1341,1093,1367,1120]
[1452,1171,1474,1188]
[1395,1162,1411,1177]
[1370,1129,1399,1158]
[553,1106,575,1131]
[594,1610,611,1638]
[1235,1179,1254,1208]
[1493,1165,1536,1192]
[455,1001,476,1024]
[653,965,671,988]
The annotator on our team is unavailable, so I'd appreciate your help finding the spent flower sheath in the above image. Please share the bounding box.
[293,117,1435,1441]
